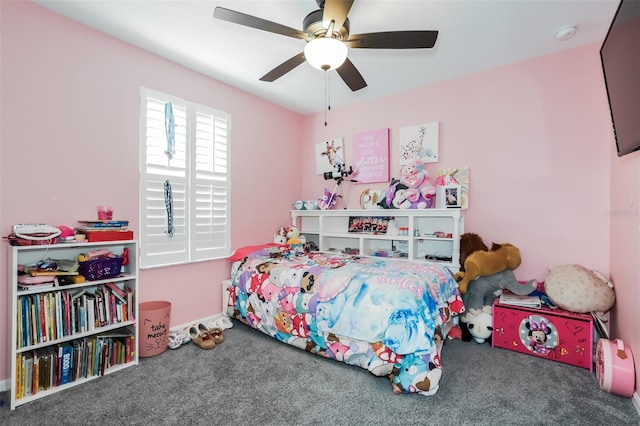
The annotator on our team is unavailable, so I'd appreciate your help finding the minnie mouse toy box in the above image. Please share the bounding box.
[492,299,594,371]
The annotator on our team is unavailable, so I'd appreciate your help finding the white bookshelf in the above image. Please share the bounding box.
[7,240,138,409]
[291,208,465,271]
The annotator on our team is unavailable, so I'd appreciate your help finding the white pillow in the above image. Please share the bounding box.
[544,264,615,313]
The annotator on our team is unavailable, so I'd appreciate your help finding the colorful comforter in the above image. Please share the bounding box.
[226,246,464,395]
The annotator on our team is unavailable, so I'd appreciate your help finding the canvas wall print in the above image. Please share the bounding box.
[399,122,439,164]
[315,138,344,175]
[436,166,469,208]
[352,128,390,184]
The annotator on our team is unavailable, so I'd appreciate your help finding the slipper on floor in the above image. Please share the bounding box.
[209,327,224,345]
[189,326,215,350]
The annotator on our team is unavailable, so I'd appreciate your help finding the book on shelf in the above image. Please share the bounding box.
[498,292,541,309]
[59,344,73,385]
[24,352,34,396]
[77,220,129,228]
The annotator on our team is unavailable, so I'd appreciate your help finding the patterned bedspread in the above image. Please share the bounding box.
[226,245,464,395]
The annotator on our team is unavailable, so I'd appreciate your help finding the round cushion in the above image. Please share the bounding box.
[544,264,615,313]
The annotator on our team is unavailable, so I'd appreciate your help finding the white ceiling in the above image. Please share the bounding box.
[34,0,620,115]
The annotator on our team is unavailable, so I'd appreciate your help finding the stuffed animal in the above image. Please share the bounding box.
[459,233,489,272]
[461,269,537,319]
[377,178,404,209]
[454,242,522,294]
[543,264,615,313]
[398,159,436,209]
[273,227,288,244]
[285,226,306,245]
[318,188,340,210]
[461,310,493,344]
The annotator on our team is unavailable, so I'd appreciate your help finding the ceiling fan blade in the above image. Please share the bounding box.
[346,31,438,49]
[214,7,309,41]
[336,58,367,91]
[322,0,354,32]
[259,53,306,82]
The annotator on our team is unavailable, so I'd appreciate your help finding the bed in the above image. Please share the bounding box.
[225,244,464,395]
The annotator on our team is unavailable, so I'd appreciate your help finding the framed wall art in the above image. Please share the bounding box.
[315,138,344,175]
[352,128,389,184]
[399,122,439,164]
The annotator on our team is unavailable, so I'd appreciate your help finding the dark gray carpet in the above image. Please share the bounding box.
[1,319,638,425]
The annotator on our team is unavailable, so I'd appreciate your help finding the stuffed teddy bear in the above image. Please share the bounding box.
[398,159,436,209]
[454,242,522,294]
[461,269,537,319]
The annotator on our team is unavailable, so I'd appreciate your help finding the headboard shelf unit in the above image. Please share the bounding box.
[291,208,465,272]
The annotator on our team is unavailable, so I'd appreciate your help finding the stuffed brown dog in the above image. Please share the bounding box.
[454,242,522,294]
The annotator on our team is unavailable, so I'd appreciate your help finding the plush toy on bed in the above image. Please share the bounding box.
[273,227,288,245]
[285,226,306,245]
[455,242,523,294]
[398,159,436,209]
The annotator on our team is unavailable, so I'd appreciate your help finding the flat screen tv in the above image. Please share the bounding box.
[599,0,640,157]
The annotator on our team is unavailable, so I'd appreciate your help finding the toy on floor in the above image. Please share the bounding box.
[454,242,522,294]
[460,309,493,344]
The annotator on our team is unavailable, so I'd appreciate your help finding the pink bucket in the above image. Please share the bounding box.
[139,301,171,358]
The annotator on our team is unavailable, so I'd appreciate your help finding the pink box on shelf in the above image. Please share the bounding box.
[492,300,594,371]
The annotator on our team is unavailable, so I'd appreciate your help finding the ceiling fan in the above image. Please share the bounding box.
[213,0,438,92]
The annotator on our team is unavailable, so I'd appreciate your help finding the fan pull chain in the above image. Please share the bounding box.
[324,71,332,126]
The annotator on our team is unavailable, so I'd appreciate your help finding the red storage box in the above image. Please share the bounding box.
[85,230,134,242]
[492,300,593,371]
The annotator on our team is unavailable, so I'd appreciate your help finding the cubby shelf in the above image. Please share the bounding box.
[291,208,465,271]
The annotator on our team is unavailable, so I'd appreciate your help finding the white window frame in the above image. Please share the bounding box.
[139,87,231,269]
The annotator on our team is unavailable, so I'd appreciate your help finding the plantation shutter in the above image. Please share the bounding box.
[140,87,230,269]
[191,108,230,261]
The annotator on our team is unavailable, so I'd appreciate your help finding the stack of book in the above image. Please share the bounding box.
[498,291,542,309]
[77,220,133,242]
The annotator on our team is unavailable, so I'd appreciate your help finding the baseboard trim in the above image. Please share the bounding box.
[170,312,226,334]
[633,392,640,416]
[0,378,8,393]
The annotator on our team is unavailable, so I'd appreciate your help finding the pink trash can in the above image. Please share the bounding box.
[139,301,171,358]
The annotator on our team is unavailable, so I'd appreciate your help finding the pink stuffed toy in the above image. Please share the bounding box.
[399,159,435,209]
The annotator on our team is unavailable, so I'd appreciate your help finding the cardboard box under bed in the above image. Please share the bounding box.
[492,300,594,371]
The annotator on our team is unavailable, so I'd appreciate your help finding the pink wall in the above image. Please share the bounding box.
[609,147,640,392]
[0,1,302,382]
[303,45,611,282]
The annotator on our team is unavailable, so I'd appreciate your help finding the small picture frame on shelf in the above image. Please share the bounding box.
[436,184,462,209]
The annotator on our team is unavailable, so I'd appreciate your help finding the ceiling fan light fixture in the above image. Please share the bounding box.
[304,37,348,71]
